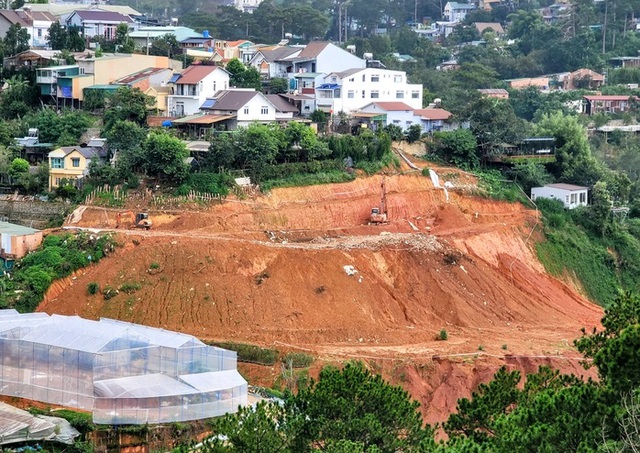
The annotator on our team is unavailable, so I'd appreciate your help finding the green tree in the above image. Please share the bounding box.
[103,87,154,132]
[115,22,135,53]
[66,26,85,51]
[286,362,431,452]
[268,78,289,94]
[576,291,640,393]
[533,111,596,183]
[142,130,189,181]
[226,58,262,90]
[405,124,422,143]
[202,401,291,452]
[149,34,181,58]
[4,23,29,56]
[47,22,68,50]
[433,129,479,168]
[0,75,33,119]
[9,157,29,180]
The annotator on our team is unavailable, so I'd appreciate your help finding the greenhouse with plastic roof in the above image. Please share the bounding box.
[0,309,247,424]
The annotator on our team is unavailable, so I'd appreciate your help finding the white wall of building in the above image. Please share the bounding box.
[236,94,277,126]
[530,187,588,209]
[317,68,423,114]
[168,69,229,116]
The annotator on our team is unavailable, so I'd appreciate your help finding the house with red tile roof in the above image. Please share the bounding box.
[167,65,230,116]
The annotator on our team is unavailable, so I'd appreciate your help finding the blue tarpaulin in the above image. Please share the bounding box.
[161,120,173,127]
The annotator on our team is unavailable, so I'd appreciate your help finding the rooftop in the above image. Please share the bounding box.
[545,183,588,191]
[176,65,224,84]
[0,221,39,236]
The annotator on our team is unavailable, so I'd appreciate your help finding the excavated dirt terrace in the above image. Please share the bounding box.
[38,165,603,423]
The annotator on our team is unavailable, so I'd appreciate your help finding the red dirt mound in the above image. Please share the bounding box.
[40,172,603,422]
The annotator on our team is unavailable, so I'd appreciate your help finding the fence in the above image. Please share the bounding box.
[83,186,126,207]
[149,190,224,209]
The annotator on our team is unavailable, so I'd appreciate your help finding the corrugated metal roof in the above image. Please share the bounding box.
[297,41,330,59]
[0,221,40,236]
[211,90,259,111]
[173,114,235,124]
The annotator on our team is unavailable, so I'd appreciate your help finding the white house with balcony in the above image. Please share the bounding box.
[531,183,588,209]
[168,65,230,116]
[315,68,423,114]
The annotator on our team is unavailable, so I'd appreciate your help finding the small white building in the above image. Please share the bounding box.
[315,68,423,114]
[168,65,230,116]
[531,183,588,209]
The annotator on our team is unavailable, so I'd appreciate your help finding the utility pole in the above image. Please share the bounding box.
[338,3,342,44]
[344,6,348,42]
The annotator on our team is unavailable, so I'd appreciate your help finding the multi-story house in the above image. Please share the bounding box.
[0,8,56,48]
[167,65,230,116]
[315,68,423,114]
[443,2,476,22]
[48,144,108,190]
[36,54,171,108]
[234,0,263,13]
[248,42,365,83]
[65,10,135,40]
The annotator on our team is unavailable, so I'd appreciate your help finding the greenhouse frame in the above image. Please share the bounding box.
[0,310,247,424]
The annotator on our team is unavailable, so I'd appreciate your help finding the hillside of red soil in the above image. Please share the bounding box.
[38,168,603,423]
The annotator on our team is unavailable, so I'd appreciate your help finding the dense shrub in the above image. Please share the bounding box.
[211,341,278,365]
[6,232,116,313]
[282,352,314,368]
[176,172,235,196]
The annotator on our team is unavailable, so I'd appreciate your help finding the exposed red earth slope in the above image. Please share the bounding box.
[38,168,603,423]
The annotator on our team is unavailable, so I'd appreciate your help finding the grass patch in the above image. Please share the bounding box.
[102,285,119,300]
[261,171,355,191]
[119,282,142,294]
[475,169,530,204]
[535,200,619,306]
[282,352,314,368]
[210,341,278,366]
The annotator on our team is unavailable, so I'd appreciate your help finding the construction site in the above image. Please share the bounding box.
[35,159,603,424]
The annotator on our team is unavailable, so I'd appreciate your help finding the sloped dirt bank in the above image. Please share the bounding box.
[40,172,603,423]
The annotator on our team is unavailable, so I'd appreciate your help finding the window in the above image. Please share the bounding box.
[371,90,379,98]
[261,106,269,115]
[362,90,365,98]
[580,192,586,203]
[55,177,61,186]
[396,91,404,99]
[37,28,42,37]
[51,158,64,169]
[348,90,354,98]
[71,158,80,168]
[393,119,401,124]
[570,193,576,204]
[243,106,250,115]
[371,74,379,82]
[411,91,420,99]
[213,81,217,91]
[362,74,365,81]
[394,75,403,82]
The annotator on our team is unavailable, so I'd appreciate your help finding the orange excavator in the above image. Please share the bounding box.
[369,178,388,224]
[116,211,152,230]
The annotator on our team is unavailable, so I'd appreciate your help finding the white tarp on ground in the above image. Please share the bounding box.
[0,403,80,445]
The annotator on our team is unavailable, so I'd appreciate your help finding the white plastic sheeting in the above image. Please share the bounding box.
[0,310,247,425]
[0,402,80,445]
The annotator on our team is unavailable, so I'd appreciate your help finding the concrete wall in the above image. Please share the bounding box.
[10,231,43,259]
[0,199,67,229]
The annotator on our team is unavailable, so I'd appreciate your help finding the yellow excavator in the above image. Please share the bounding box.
[116,211,152,230]
[369,178,388,224]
